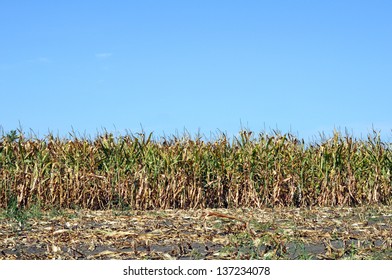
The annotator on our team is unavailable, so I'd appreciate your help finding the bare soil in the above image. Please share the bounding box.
[1,206,391,260]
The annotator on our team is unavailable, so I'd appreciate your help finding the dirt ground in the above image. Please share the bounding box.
[1,206,391,260]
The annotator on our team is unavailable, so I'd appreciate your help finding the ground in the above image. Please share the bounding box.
[1,206,391,260]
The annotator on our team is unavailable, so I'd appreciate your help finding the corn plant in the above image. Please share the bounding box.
[0,129,390,210]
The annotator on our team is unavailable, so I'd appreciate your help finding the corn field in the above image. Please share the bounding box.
[0,129,391,210]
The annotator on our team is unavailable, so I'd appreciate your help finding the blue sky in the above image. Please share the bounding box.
[1,1,391,141]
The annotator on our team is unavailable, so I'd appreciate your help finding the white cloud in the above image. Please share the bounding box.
[95,53,113,58]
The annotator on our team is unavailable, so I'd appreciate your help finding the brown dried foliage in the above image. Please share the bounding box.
[0,129,391,210]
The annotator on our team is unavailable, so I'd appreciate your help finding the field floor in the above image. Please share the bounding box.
[1,206,391,260]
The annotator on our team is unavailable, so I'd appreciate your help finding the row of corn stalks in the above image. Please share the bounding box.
[0,129,391,210]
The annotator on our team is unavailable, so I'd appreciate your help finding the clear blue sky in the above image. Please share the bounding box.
[1,1,391,141]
